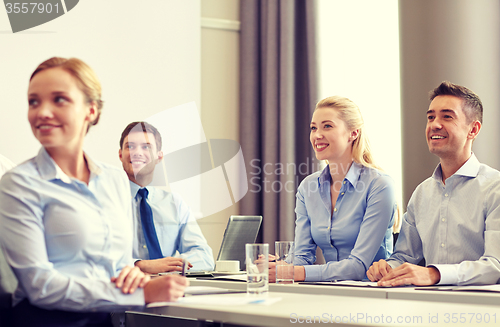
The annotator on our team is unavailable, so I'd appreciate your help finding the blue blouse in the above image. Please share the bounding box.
[294,162,396,281]
[0,148,145,311]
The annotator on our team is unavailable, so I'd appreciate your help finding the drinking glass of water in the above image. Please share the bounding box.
[275,241,294,284]
[245,243,269,295]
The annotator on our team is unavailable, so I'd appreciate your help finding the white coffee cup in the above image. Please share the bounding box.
[215,260,240,272]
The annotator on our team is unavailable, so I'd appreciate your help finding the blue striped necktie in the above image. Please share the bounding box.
[138,188,163,260]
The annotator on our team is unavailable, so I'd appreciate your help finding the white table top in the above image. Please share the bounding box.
[143,291,500,327]
[189,278,387,298]
[386,286,500,306]
[188,278,500,306]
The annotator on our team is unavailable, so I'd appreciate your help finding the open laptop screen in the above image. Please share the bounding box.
[217,215,262,270]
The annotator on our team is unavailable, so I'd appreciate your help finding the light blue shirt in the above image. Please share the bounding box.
[295,162,396,281]
[388,154,500,285]
[130,182,214,271]
[0,148,145,311]
[0,154,17,294]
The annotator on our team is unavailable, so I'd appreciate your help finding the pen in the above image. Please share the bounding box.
[181,257,187,277]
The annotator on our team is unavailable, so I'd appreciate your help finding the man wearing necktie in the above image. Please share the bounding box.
[119,122,214,274]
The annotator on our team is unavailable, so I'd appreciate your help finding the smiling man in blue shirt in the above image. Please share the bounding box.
[119,122,214,274]
[368,81,500,286]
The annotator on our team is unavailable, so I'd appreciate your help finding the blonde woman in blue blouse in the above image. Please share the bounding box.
[270,96,398,282]
[0,57,187,326]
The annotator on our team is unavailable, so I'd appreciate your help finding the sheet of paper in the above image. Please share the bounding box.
[184,286,230,295]
[333,280,381,287]
[212,274,247,281]
[148,295,282,307]
[418,284,500,293]
[301,280,391,287]
[178,295,282,306]
[212,271,246,276]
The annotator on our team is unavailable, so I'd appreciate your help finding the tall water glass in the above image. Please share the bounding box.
[245,243,269,295]
[275,241,294,284]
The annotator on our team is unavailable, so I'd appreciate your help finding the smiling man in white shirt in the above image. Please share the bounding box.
[367,81,500,286]
[119,121,214,274]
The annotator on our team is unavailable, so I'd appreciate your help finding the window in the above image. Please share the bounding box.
[317,0,403,209]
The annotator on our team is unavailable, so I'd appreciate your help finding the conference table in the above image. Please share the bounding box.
[187,279,500,306]
[126,278,500,327]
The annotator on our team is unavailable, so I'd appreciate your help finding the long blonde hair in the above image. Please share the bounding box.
[315,96,381,170]
[315,96,401,232]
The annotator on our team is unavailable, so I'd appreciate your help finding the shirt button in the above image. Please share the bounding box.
[441,243,445,248]
[441,218,445,222]
[341,192,344,195]
[445,193,449,197]
[143,245,147,249]
[331,245,334,248]
[343,181,346,184]
[334,208,337,212]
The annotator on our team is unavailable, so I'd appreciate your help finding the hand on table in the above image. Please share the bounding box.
[111,266,150,294]
[367,259,393,282]
[369,261,440,286]
[135,257,193,274]
[143,274,189,303]
[268,262,305,283]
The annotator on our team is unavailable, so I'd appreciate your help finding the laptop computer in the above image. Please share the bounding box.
[185,215,262,276]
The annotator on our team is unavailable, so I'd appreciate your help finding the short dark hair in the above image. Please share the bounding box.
[429,81,483,124]
[119,122,162,151]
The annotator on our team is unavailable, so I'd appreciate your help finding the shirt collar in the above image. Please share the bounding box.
[432,152,480,181]
[318,161,362,187]
[318,164,330,185]
[345,162,363,187]
[129,180,142,198]
[129,180,155,201]
[34,147,102,184]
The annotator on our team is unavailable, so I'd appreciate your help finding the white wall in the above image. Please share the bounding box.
[199,0,241,258]
[0,0,200,168]
[0,0,241,264]
[399,0,500,206]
